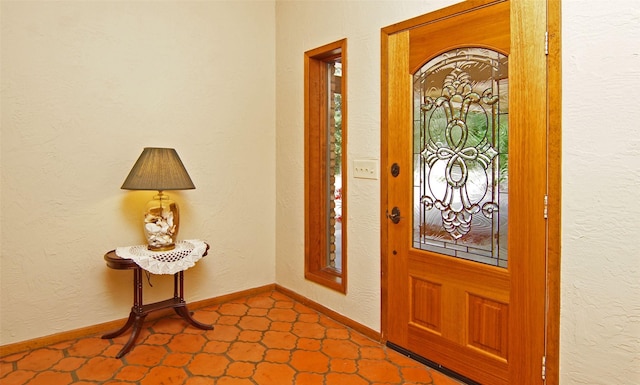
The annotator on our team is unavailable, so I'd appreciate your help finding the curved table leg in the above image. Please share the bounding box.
[174,305,214,330]
[114,314,147,359]
[102,310,136,339]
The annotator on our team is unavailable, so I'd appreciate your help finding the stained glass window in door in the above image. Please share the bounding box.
[413,48,508,268]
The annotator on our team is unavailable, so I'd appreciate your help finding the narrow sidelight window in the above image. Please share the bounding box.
[304,39,347,293]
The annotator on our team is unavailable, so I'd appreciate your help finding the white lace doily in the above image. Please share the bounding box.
[115,239,207,275]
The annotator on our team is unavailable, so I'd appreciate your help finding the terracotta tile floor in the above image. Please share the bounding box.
[0,290,465,385]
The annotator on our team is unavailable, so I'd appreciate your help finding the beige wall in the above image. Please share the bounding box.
[0,1,276,344]
[1,0,638,384]
[560,0,639,383]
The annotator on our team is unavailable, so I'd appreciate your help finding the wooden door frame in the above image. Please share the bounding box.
[379,0,561,383]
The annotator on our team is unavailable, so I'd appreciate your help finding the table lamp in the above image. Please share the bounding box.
[121,147,195,251]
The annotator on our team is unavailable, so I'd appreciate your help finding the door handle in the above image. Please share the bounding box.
[387,207,402,224]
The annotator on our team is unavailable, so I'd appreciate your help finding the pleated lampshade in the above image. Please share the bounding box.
[121,147,195,191]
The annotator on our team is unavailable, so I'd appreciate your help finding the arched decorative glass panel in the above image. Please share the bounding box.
[413,47,508,268]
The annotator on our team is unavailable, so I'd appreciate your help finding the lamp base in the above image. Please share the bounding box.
[143,192,180,251]
[147,244,176,252]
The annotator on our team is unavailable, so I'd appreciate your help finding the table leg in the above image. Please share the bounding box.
[174,305,214,330]
[102,267,151,357]
[114,313,147,359]
[102,310,136,339]
[135,268,143,311]
[102,268,143,339]
[174,272,180,298]
[173,271,213,330]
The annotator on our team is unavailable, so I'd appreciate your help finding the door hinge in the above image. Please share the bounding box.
[545,31,549,55]
[543,195,549,219]
[542,355,547,381]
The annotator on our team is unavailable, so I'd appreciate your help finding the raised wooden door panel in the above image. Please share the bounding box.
[382,1,548,384]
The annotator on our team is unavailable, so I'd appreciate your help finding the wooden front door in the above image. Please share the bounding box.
[382,1,549,384]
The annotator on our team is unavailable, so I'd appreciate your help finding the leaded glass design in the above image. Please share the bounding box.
[413,48,508,268]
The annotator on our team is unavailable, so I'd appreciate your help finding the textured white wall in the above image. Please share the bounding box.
[561,0,640,383]
[0,1,276,345]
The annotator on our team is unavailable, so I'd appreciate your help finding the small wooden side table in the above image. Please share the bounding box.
[102,244,213,358]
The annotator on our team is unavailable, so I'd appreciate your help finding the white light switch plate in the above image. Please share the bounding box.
[353,159,379,180]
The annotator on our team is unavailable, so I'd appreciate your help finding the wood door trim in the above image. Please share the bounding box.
[381,29,411,345]
[382,0,506,36]
[380,1,561,384]
[546,0,562,383]
[508,0,548,382]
